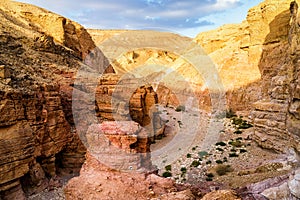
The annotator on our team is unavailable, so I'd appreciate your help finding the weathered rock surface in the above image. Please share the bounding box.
[0,0,100,198]
[0,0,96,59]
[86,121,152,171]
[95,73,166,140]
[65,140,196,200]
[201,190,241,200]
[249,0,300,153]
[88,30,214,111]
[196,0,292,111]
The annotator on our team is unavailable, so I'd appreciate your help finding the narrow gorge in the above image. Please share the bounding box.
[0,0,299,199]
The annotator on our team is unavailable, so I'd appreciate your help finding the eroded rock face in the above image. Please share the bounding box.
[195,0,291,112]
[0,0,98,197]
[64,138,196,200]
[95,74,166,140]
[86,121,152,171]
[0,0,96,59]
[201,190,241,200]
[250,0,300,152]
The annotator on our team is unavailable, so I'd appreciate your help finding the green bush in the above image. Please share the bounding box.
[229,153,239,157]
[216,147,224,152]
[239,121,253,129]
[234,130,243,134]
[186,153,191,158]
[215,141,227,146]
[232,117,243,125]
[175,105,185,112]
[240,149,247,153]
[206,160,212,164]
[229,140,243,147]
[206,177,213,181]
[191,160,200,167]
[206,173,214,178]
[198,151,209,158]
[216,160,223,164]
[226,109,237,118]
[165,165,172,171]
[215,164,233,176]
[178,121,183,128]
[180,167,187,173]
[162,171,172,178]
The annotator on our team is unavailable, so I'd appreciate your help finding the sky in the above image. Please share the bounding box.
[17,0,263,38]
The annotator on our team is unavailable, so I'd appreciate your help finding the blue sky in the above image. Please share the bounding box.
[17,0,263,37]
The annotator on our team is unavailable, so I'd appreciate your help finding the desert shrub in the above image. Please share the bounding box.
[165,165,172,171]
[206,173,214,178]
[216,147,224,152]
[191,160,200,167]
[238,121,253,129]
[198,151,209,158]
[232,117,243,126]
[226,109,237,118]
[186,153,191,158]
[215,164,233,176]
[216,160,223,164]
[229,140,243,147]
[229,153,239,157]
[175,105,185,112]
[162,171,172,178]
[206,177,213,181]
[232,117,253,129]
[234,130,243,134]
[223,157,228,162]
[240,149,247,153]
[206,160,212,164]
[178,121,183,128]
[215,141,227,146]
[180,167,187,173]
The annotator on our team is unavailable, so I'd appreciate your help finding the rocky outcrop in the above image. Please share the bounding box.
[250,0,300,152]
[261,169,300,199]
[0,1,98,198]
[201,190,241,200]
[95,74,166,140]
[196,0,299,152]
[65,130,196,200]
[236,168,300,199]
[0,1,96,59]
[195,0,292,111]
[86,121,152,171]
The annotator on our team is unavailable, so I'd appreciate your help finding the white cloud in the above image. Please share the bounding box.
[17,0,250,37]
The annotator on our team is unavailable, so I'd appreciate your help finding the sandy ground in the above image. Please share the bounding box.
[28,106,293,199]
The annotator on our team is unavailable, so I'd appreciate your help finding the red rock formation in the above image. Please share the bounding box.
[0,1,101,197]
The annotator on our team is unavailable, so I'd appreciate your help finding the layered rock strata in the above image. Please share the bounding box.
[251,0,300,152]
[0,1,99,198]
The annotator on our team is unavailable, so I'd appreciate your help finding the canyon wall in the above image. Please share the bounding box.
[196,0,300,153]
[251,0,300,152]
[195,0,292,111]
[0,1,95,198]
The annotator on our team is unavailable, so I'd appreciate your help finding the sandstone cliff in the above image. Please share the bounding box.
[1,0,300,199]
[196,0,300,154]
[195,0,292,111]
[0,1,98,198]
